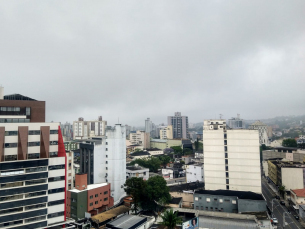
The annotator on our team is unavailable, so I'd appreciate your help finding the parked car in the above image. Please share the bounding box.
[274,195,280,199]
[271,218,278,224]
[294,215,299,220]
[280,201,285,205]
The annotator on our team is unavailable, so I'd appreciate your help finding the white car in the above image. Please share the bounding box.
[271,218,278,224]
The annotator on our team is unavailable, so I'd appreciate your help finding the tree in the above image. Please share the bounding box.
[282,139,297,147]
[143,176,171,211]
[124,177,146,214]
[161,209,183,229]
[279,185,286,198]
[130,157,161,173]
[183,148,193,156]
[170,146,183,156]
[159,155,171,168]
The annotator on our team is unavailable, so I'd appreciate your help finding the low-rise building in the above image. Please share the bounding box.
[66,174,113,220]
[129,151,151,160]
[186,163,204,183]
[160,125,173,140]
[128,131,150,149]
[194,190,266,213]
[194,151,203,159]
[162,168,174,180]
[146,148,163,156]
[126,165,149,180]
[291,189,305,208]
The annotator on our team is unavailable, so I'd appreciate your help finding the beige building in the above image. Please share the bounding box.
[248,120,269,146]
[128,130,150,149]
[291,189,305,207]
[73,116,107,140]
[160,125,173,140]
[203,119,261,193]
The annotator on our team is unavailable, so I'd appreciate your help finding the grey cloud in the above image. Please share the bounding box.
[0,0,304,126]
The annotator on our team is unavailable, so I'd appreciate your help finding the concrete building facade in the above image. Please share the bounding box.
[129,131,150,149]
[73,116,107,140]
[167,112,189,139]
[249,121,269,146]
[186,163,204,183]
[79,124,126,203]
[126,165,149,180]
[203,119,261,193]
[160,125,173,140]
[227,114,245,129]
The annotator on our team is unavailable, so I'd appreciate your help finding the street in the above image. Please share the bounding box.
[262,178,303,229]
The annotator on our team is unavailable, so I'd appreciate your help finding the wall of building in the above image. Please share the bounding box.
[170,191,194,208]
[194,193,238,213]
[282,168,305,190]
[150,140,167,150]
[237,199,266,213]
[186,164,204,183]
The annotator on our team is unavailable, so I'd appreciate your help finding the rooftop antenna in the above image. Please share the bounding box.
[219,114,223,119]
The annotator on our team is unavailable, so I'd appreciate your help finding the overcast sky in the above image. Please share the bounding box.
[1,1,304,126]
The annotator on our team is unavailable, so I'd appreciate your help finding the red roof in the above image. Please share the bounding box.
[291,189,305,197]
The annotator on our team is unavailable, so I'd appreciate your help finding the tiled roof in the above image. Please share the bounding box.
[291,188,305,197]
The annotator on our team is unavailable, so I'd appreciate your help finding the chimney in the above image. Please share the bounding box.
[75,173,87,190]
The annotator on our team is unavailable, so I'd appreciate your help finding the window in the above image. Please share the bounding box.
[25,179,46,185]
[24,215,45,223]
[106,155,108,158]
[206,198,210,202]
[226,179,229,184]
[28,142,40,147]
[25,191,46,198]
[90,203,93,206]
[106,161,108,164]
[4,155,17,161]
[25,203,46,210]
[49,164,65,170]
[224,140,227,145]
[95,201,98,204]
[210,207,213,210]
[0,207,23,215]
[214,198,217,201]
[219,199,223,203]
[225,166,228,171]
[48,176,65,182]
[232,200,236,204]
[106,167,108,170]
[50,141,58,145]
[50,152,58,157]
[226,185,229,190]
[5,131,18,136]
[0,220,23,228]
[104,191,108,195]
[50,130,58,134]
[29,130,40,135]
[106,148,108,151]
[95,194,98,197]
[28,153,40,159]
[48,211,64,218]
[225,153,228,158]
[48,188,65,194]
[5,143,18,148]
[225,159,228,165]
[224,146,227,151]
[1,181,23,189]
[196,206,199,210]
[26,167,47,173]
[226,172,229,178]
[0,194,23,202]
[195,197,198,201]
[90,195,93,199]
[26,107,31,116]
[201,206,203,210]
[0,169,24,176]
[104,197,108,201]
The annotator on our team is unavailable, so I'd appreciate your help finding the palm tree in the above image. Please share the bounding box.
[161,209,183,229]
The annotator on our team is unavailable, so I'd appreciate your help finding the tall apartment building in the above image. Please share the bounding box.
[145,118,157,138]
[0,89,68,228]
[203,119,261,194]
[60,122,73,141]
[249,121,269,146]
[129,130,150,149]
[227,114,245,129]
[160,125,173,140]
[167,112,189,139]
[73,116,107,140]
[79,124,126,203]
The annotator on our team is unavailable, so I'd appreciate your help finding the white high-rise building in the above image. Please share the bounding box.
[73,116,107,140]
[249,121,269,146]
[79,124,126,203]
[203,119,261,194]
[167,112,189,139]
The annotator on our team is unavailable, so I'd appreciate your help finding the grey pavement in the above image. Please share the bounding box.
[262,178,303,229]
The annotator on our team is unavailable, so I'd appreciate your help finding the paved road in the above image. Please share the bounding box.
[262,178,303,229]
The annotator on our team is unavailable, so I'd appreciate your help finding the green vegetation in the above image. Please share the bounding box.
[159,155,171,168]
[124,177,146,214]
[282,139,297,147]
[161,209,183,229]
[194,138,203,151]
[124,176,171,212]
[170,146,183,155]
[130,157,161,173]
[279,185,286,198]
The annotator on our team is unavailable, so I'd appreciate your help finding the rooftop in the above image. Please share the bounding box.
[169,182,205,192]
[91,205,130,223]
[126,165,148,171]
[106,214,147,229]
[249,120,267,126]
[4,93,37,101]
[151,139,167,143]
[130,151,151,156]
[291,188,305,197]
[195,190,264,200]
[69,182,108,193]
